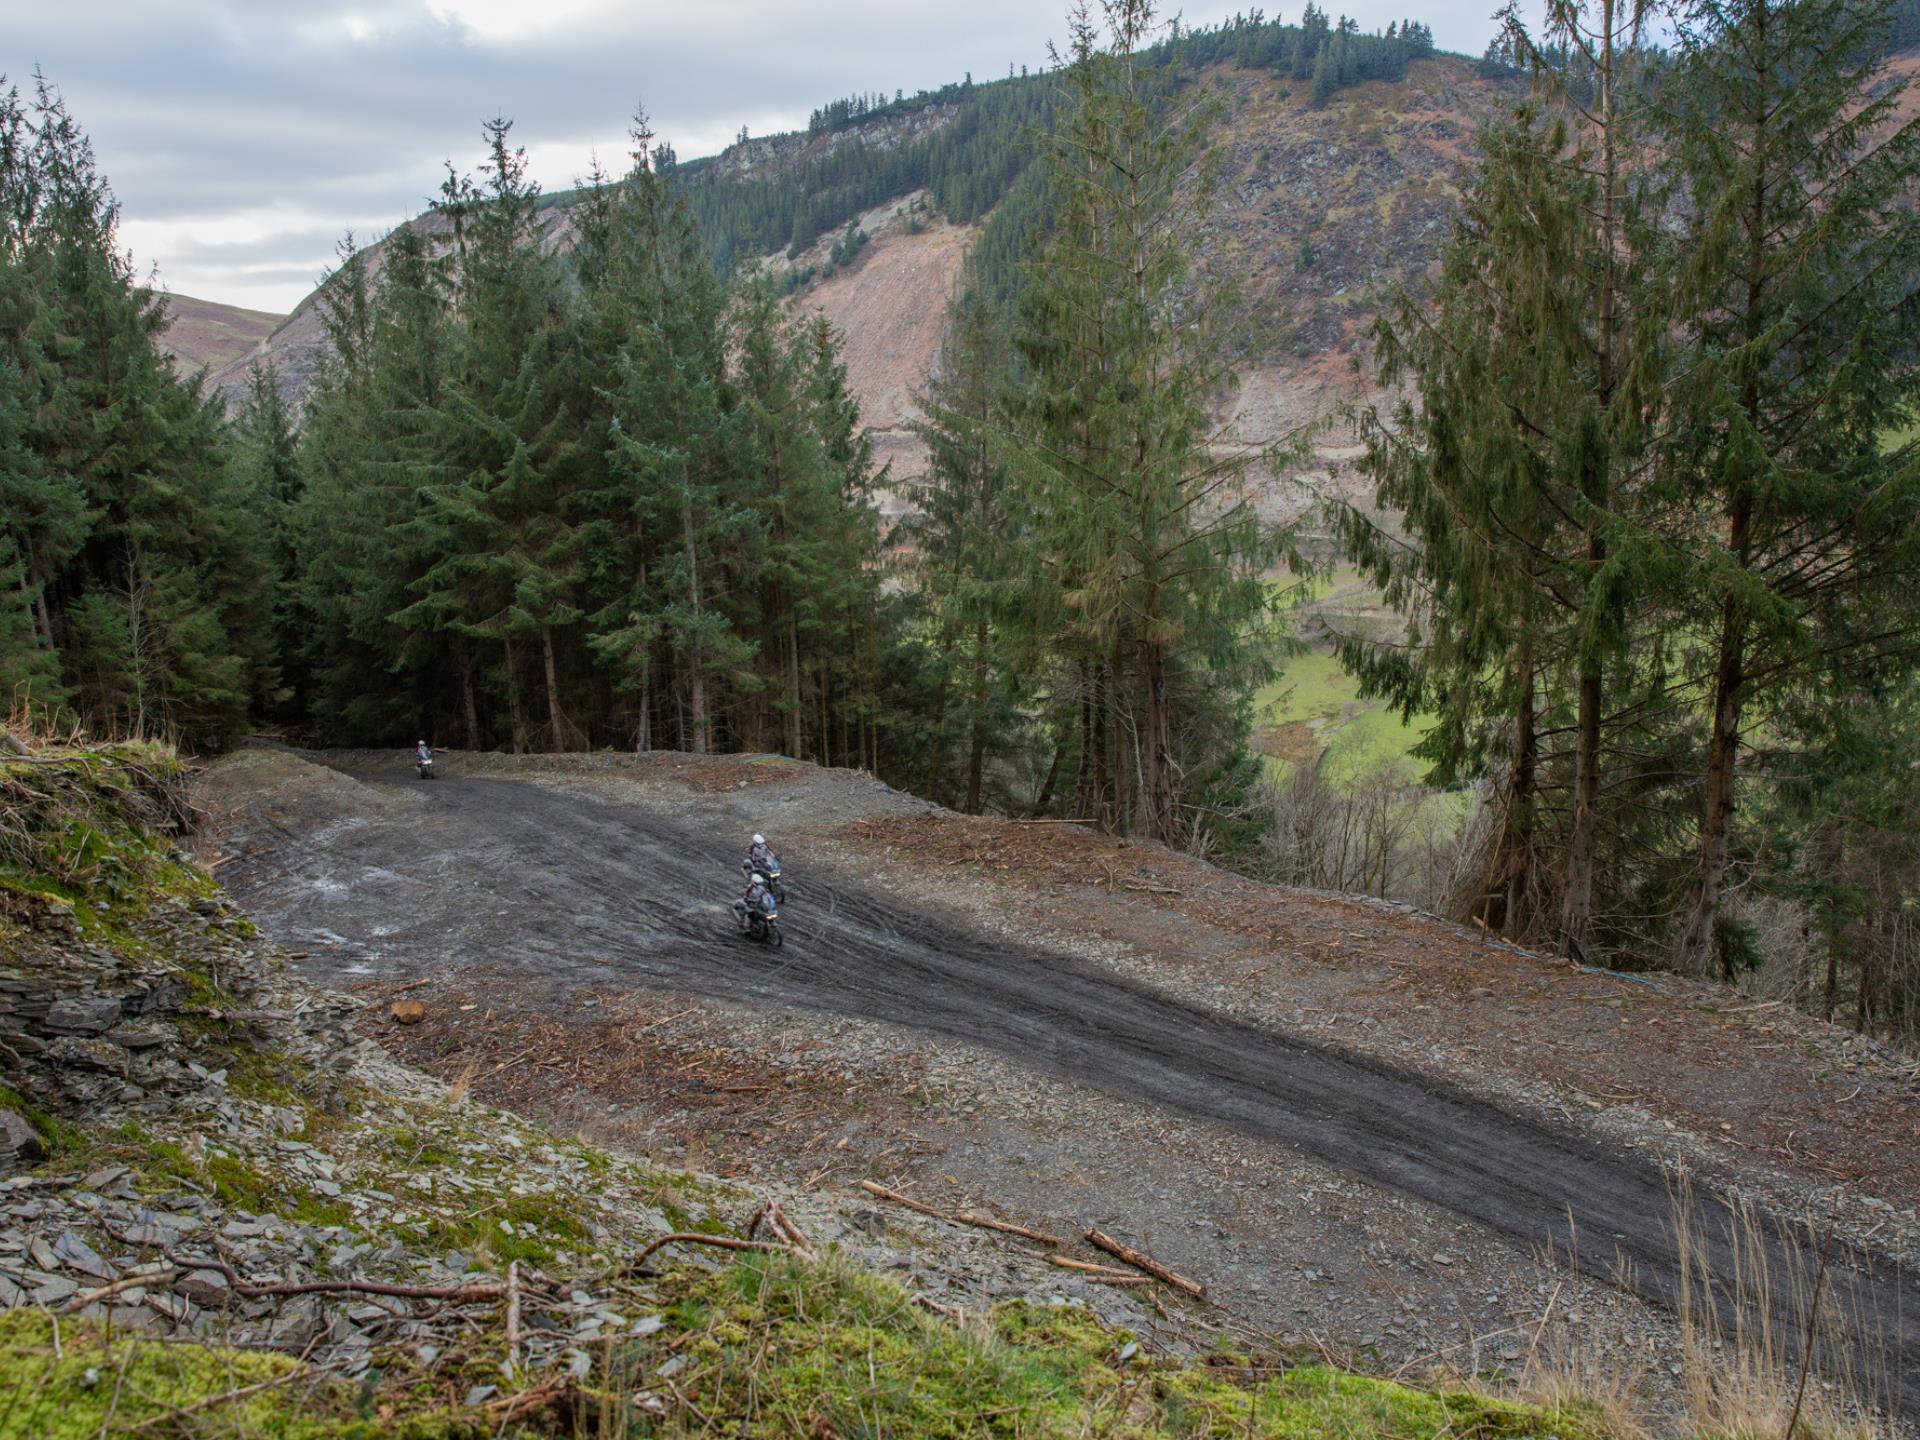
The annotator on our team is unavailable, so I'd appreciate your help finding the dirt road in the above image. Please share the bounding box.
[216,754,1918,1422]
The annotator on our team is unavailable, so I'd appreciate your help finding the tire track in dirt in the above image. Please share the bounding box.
[229,765,1918,1422]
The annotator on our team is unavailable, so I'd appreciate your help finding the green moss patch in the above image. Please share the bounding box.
[616,1255,1611,1438]
[0,1310,495,1439]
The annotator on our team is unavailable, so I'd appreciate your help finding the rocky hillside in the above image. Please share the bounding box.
[155,292,285,385]
[200,54,1521,494]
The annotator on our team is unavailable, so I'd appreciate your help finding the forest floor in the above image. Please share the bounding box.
[197,746,1920,1427]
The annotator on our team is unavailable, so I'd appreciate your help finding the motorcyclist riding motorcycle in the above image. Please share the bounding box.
[415,740,435,779]
[742,833,786,902]
[734,870,783,946]
[742,871,772,912]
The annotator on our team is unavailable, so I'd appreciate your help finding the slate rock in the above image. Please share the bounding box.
[28,1273,77,1304]
[0,1111,46,1176]
[104,1021,177,1050]
[54,1230,115,1280]
[41,997,125,1035]
[45,1036,130,1072]
[176,1269,231,1306]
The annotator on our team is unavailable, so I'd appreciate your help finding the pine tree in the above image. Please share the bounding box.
[589,113,751,754]
[907,292,1033,811]
[403,119,586,751]
[0,73,273,743]
[1659,0,1920,973]
[1014,0,1281,844]
[230,362,303,716]
[1350,0,1668,954]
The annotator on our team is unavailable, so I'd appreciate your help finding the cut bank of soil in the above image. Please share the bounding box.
[202,748,1919,1424]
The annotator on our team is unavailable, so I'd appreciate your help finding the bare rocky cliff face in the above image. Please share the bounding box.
[169,55,1521,508]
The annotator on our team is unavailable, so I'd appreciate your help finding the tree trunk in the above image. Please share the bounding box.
[502,637,530,754]
[1677,593,1747,976]
[1496,643,1536,938]
[635,645,652,753]
[1560,661,1602,960]
[1033,737,1066,816]
[964,616,991,815]
[1070,661,1094,820]
[541,625,568,752]
[818,659,831,768]
[20,559,51,647]
[682,497,708,754]
[1092,663,1112,833]
[460,653,481,751]
[924,660,951,805]
[784,609,803,759]
[1142,632,1177,845]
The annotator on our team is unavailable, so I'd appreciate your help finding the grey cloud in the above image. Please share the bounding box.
[9,0,1504,310]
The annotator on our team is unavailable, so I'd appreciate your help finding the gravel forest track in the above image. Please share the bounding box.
[232,761,1918,1422]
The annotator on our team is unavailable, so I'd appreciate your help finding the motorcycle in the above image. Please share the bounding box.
[733,892,783,948]
[416,755,435,780]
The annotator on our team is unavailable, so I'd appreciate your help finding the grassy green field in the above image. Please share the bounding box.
[1256,566,1434,783]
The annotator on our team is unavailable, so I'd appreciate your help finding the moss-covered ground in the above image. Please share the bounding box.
[613,1254,1614,1439]
[0,1311,491,1439]
[0,1258,1625,1440]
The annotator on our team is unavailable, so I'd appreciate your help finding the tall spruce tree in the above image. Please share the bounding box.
[907,291,1035,811]
[1013,0,1280,845]
[1659,0,1920,974]
[1352,0,1666,956]
[590,114,751,754]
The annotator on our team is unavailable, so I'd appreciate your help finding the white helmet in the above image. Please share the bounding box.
[752,833,765,846]
[749,872,765,884]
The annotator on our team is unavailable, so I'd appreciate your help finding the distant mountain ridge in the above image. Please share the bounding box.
[173,47,1528,499]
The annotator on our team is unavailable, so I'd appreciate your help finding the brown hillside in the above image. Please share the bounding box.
[156,291,285,382]
[213,54,1521,470]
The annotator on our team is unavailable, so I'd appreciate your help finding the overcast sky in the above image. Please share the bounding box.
[10,1,1505,314]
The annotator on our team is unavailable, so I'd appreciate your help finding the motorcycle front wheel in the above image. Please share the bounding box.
[767,923,784,949]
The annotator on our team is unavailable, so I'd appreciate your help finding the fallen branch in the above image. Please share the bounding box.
[1048,1256,1140,1279]
[57,1268,182,1315]
[505,1259,520,1367]
[858,1180,1066,1247]
[766,1202,814,1259]
[1083,1228,1206,1299]
[157,1249,510,1303]
[629,1233,793,1269]
[912,1292,969,1323]
[241,1277,507,1302]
